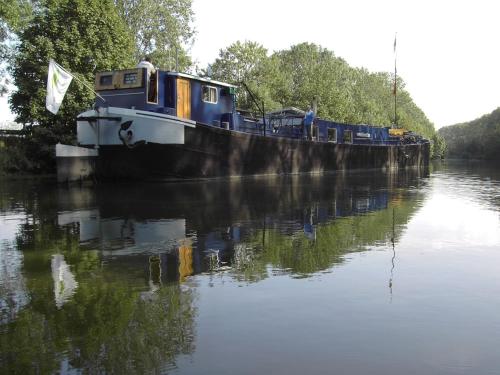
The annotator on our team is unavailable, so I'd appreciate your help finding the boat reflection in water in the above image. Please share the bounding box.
[57,169,428,284]
[6,163,500,374]
[0,168,429,374]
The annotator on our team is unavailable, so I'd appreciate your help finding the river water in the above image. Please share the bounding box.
[1,162,499,374]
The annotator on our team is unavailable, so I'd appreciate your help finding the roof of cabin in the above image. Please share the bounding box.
[166,72,237,88]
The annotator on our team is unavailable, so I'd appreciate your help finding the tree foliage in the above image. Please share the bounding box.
[209,41,443,157]
[439,107,500,160]
[0,180,196,374]
[114,0,195,71]
[7,0,134,171]
[0,0,33,95]
[244,197,419,278]
[208,40,271,109]
[3,0,197,174]
[11,0,135,128]
[210,40,268,84]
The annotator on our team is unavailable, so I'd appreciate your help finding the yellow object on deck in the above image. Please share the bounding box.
[389,128,405,136]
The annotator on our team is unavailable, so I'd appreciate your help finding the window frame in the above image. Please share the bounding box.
[201,85,218,104]
[327,128,337,143]
[343,130,353,144]
[99,74,113,87]
[123,72,139,86]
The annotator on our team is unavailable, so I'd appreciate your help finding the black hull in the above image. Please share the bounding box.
[61,124,430,181]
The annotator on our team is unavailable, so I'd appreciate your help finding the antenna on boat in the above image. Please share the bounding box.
[239,81,267,136]
[393,32,397,128]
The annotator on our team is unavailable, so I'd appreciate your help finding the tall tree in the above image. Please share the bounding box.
[208,40,274,110]
[10,0,134,130]
[114,0,195,71]
[207,41,442,157]
[8,0,134,172]
[267,43,356,120]
[439,107,500,160]
[210,40,267,84]
[0,0,33,95]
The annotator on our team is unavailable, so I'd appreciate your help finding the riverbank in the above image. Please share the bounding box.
[0,129,66,175]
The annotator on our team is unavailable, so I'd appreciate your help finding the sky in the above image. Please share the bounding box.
[1,0,499,129]
[190,0,500,129]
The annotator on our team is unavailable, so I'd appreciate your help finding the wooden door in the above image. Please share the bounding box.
[176,78,191,119]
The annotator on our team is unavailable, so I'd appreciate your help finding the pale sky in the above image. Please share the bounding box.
[1,0,499,129]
[191,0,500,129]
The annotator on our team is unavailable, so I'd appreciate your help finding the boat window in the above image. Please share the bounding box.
[202,85,218,104]
[343,130,353,144]
[99,74,113,86]
[123,72,138,85]
[328,128,337,143]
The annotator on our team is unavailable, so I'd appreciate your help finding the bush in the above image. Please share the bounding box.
[0,125,74,175]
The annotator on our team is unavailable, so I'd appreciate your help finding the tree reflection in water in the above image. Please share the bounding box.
[1,256,197,374]
[0,168,431,373]
[0,186,197,374]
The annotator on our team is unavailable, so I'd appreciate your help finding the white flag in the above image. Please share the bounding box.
[46,59,73,114]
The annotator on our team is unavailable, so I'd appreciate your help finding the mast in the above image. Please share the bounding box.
[240,81,267,136]
[393,33,397,128]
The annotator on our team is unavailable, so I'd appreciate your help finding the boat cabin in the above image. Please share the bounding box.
[92,68,425,147]
[95,68,237,128]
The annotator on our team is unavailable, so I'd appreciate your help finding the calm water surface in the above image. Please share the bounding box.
[1,162,500,374]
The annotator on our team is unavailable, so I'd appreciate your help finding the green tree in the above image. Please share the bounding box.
[267,43,356,120]
[430,133,446,159]
[207,40,276,111]
[8,0,134,172]
[208,41,441,156]
[114,0,195,71]
[11,0,135,129]
[439,107,500,160]
[210,40,268,84]
[0,0,33,95]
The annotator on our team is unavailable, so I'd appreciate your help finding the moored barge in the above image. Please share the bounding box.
[56,67,430,182]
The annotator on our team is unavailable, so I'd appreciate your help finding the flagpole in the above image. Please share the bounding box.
[393,33,397,128]
[53,60,106,102]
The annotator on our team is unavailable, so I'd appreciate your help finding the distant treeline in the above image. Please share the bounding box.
[438,107,500,160]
